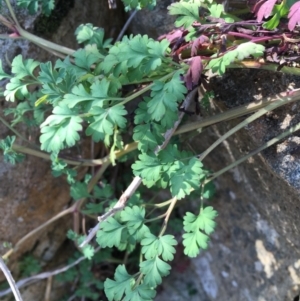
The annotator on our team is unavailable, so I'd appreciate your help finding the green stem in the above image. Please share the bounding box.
[207,121,300,183]
[18,27,75,56]
[145,213,167,223]
[199,90,300,161]
[12,144,109,166]
[4,0,20,28]
[118,71,178,106]
[0,117,36,146]
[175,95,283,135]
[158,197,177,237]
[3,0,75,56]
[228,61,300,76]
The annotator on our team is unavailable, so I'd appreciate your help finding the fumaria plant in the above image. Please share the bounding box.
[1,0,300,300]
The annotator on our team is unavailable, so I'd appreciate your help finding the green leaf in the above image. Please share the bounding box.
[11,54,39,79]
[101,34,170,80]
[41,0,55,16]
[73,45,104,70]
[82,244,95,260]
[86,105,127,142]
[123,284,156,301]
[4,78,30,102]
[147,72,187,128]
[182,206,217,257]
[207,42,265,75]
[140,256,171,287]
[0,136,25,164]
[122,0,156,11]
[168,2,202,28]
[40,105,83,152]
[120,205,145,235]
[17,0,55,15]
[0,60,11,80]
[38,61,65,85]
[141,233,177,261]
[202,181,215,199]
[70,181,91,200]
[104,265,134,301]
[132,152,162,187]
[133,123,165,152]
[168,158,205,199]
[93,183,114,199]
[40,68,77,106]
[96,217,126,248]
[263,1,289,30]
[75,23,113,52]
[62,78,118,109]
[182,230,209,257]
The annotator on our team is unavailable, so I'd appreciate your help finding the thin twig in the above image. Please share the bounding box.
[44,276,52,301]
[158,197,178,237]
[0,248,101,298]
[0,256,23,301]
[115,10,138,42]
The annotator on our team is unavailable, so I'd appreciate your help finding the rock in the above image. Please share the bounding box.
[0,1,125,300]
[129,0,176,38]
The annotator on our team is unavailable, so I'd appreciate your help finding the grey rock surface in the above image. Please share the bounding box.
[0,1,124,300]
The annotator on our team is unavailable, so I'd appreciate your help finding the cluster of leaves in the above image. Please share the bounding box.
[122,0,156,11]
[99,205,177,301]
[0,136,24,164]
[16,0,55,16]
[19,254,41,277]
[132,144,207,199]
[56,249,109,301]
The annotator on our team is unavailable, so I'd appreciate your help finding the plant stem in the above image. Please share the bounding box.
[145,212,167,223]
[175,93,286,135]
[228,61,300,76]
[18,27,75,56]
[158,197,177,237]
[199,89,300,161]
[207,121,300,183]
[0,256,23,301]
[118,71,177,106]
[0,117,35,146]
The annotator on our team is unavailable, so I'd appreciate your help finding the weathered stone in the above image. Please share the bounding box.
[0,0,125,300]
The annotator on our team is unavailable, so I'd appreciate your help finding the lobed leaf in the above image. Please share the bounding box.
[141,233,177,261]
[207,42,265,75]
[168,2,202,28]
[168,158,205,199]
[86,105,127,142]
[182,206,217,257]
[11,54,39,79]
[182,230,209,257]
[104,265,134,301]
[40,105,83,152]
[140,256,171,287]
[120,205,145,235]
[96,217,126,248]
